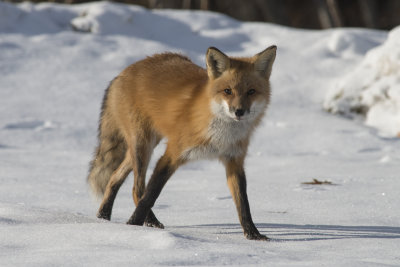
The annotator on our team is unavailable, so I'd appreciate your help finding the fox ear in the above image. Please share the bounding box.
[206,47,230,79]
[254,45,277,79]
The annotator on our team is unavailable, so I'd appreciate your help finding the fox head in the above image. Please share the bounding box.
[206,46,276,122]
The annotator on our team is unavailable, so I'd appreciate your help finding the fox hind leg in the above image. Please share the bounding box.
[97,151,132,220]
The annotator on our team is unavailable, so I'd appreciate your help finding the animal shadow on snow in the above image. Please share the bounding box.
[262,223,400,242]
[182,223,400,242]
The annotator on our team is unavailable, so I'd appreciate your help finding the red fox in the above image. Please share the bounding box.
[88,46,277,240]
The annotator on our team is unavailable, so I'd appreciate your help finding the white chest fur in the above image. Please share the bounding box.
[181,117,252,161]
[180,99,266,161]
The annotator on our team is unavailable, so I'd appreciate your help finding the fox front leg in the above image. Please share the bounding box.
[127,154,177,226]
[222,157,269,241]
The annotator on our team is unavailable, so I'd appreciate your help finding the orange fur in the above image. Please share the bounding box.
[88,46,277,239]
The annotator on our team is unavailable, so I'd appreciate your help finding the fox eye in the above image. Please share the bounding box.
[247,89,256,95]
[224,88,232,95]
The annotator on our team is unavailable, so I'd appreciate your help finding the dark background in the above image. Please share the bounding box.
[6,0,400,30]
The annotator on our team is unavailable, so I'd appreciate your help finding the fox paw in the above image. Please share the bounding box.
[144,212,164,229]
[245,232,269,241]
[96,211,111,221]
[145,218,164,229]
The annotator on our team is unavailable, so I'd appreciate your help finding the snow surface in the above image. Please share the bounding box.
[1,1,400,266]
[324,26,400,138]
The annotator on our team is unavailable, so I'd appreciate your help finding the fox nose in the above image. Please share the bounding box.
[235,109,245,117]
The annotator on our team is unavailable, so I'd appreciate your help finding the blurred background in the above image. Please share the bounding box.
[5,0,400,30]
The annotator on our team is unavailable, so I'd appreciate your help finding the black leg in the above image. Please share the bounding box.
[223,157,268,241]
[127,154,176,226]
[132,138,164,228]
[97,155,132,220]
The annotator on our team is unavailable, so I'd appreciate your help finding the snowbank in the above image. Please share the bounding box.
[324,26,400,137]
[0,1,76,34]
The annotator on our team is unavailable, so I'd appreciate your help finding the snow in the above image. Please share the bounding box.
[1,1,400,266]
[324,26,400,137]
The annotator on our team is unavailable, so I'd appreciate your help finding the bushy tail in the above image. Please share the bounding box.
[87,84,127,197]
